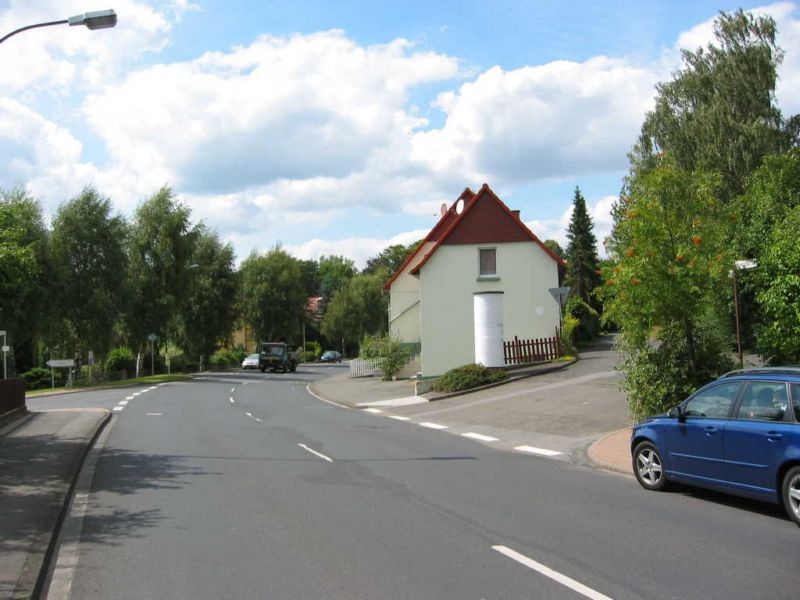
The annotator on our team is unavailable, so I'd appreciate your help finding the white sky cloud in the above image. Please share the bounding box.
[2,2,799,265]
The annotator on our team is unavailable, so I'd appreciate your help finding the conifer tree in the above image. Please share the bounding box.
[565,187,600,305]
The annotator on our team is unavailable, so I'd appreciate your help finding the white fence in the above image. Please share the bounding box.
[349,358,382,378]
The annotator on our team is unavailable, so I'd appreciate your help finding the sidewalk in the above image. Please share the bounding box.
[0,408,110,600]
[310,362,632,476]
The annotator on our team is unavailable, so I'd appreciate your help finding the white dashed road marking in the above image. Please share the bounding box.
[118,400,129,406]
[514,445,563,457]
[419,422,448,430]
[363,408,383,414]
[112,406,123,412]
[298,443,334,463]
[389,416,411,421]
[125,396,134,400]
[146,412,163,416]
[492,545,612,600]
[461,432,498,442]
[229,397,235,403]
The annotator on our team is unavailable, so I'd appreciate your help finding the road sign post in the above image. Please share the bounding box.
[46,359,76,389]
[548,287,572,329]
[0,330,7,379]
[147,333,158,376]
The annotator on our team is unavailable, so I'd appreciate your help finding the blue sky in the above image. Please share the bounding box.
[2,1,798,266]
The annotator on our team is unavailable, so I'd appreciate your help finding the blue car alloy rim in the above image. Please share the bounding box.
[636,447,663,487]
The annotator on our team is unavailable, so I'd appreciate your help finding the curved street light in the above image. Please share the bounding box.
[0,9,117,45]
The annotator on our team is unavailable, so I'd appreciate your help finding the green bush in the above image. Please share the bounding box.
[360,334,412,380]
[304,340,322,360]
[559,315,579,356]
[566,296,601,342]
[433,363,507,393]
[209,349,240,368]
[22,367,53,390]
[104,348,135,375]
[298,350,317,363]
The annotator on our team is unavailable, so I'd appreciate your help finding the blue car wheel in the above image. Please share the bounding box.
[633,441,670,491]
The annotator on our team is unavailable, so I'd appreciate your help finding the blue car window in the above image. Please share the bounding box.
[684,381,741,418]
[792,384,800,422]
[735,382,787,422]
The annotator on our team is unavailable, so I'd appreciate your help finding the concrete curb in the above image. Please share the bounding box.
[587,427,633,476]
[30,410,112,599]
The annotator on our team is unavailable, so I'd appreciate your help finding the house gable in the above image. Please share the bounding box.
[410,183,564,276]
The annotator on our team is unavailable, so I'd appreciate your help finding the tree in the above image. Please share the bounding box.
[125,186,197,364]
[543,240,565,260]
[363,241,420,276]
[318,255,356,299]
[602,158,734,419]
[752,205,800,364]
[50,187,128,357]
[564,187,600,305]
[630,9,794,204]
[0,187,51,373]
[731,148,800,362]
[238,247,306,343]
[320,272,387,352]
[180,226,238,369]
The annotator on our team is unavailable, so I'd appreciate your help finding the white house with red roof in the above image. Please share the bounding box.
[383,183,565,377]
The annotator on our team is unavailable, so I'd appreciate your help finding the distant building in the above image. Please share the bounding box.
[384,184,564,377]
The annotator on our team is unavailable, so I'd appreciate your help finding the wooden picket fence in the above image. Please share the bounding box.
[503,335,563,365]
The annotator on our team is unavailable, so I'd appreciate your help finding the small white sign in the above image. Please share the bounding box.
[47,359,76,368]
[1,345,9,352]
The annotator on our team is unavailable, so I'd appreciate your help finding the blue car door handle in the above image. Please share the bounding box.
[704,426,718,436]
[767,431,784,442]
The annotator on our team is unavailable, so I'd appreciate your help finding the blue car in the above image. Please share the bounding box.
[631,367,800,526]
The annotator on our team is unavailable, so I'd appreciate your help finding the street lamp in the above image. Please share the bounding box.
[732,259,757,368]
[0,9,117,45]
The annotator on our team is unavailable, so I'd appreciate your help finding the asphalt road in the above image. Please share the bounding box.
[33,366,798,600]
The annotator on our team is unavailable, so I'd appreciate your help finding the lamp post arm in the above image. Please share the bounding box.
[0,19,68,44]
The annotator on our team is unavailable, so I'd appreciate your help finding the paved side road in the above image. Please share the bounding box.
[0,409,109,600]
[311,339,633,473]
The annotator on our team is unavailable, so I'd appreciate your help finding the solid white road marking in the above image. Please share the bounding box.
[462,432,498,442]
[363,408,383,414]
[118,400,129,406]
[419,422,448,430]
[305,384,350,409]
[514,445,563,457]
[112,406,123,412]
[298,443,334,462]
[492,545,613,600]
[389,416,411,421]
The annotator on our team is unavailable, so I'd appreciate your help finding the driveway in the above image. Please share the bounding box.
[379,336,629,463]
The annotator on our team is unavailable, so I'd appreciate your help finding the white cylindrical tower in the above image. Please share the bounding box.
[474,291,504,367]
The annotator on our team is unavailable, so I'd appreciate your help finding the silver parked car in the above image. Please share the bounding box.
[241,353,260,370]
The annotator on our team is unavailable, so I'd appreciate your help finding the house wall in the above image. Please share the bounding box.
[388,241,436,345]
[419,241,559,377]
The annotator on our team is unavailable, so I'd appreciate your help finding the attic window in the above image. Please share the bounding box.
[479,248,497,276]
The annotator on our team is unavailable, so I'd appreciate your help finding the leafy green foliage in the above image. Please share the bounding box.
[180,226,237,368]
[433,363,507,393]
[22,367,53,390]
[239,246,306,343]
[752,206,800,364]
[630,10,792,204]
[0,187,51,372]
[359,334,412,380]
[104,347,136,374]
[543,239,565,259]
[566,295,600,342]
[321,272,387,349]
[126,186,197,350]
[565,187,600,305]
[363,241,420,276]
[603,160,734,417]
[209,349,240,368]
[51,187,128,356]
[318,255,357,299]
